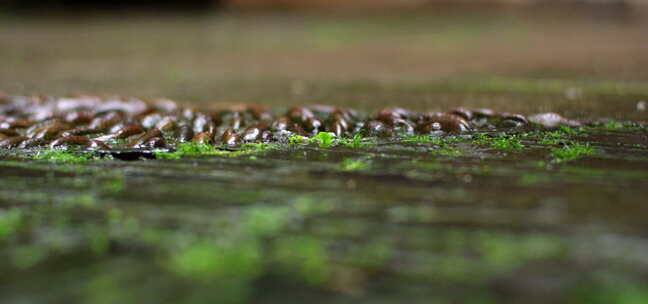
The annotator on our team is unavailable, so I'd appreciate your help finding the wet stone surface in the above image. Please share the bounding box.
[1,95,648,303]
[0,95,589,153]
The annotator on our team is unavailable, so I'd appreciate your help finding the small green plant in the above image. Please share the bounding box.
[340,132,373,148]
[559,126,579,136]
[34,150,99,163]
[288,134,308,145]
[339,158,369,171]
[604,120,625,131]
[310,132,336,147]
[551,143,595,163]
[539,131,565,145]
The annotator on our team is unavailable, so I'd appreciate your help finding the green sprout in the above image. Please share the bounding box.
[551,143,595,163]
[310,132,336,147]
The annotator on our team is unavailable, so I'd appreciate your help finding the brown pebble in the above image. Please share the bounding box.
[287,106,315,123]
[0,136,27,148]
[0,119,33,129]
[156,117,177,132]
[473,108,495,118]
[90,112,123,131]
[450,107,473,121]
[33,122,72,140]
[419,114,470,133]
[90,139,111,150]
[391,118,415,135]
[114,125,144,139]
[65,111,94,125]
[374,108,411,122]
[19,138,49,148]
[328,120,346,137]
[305,117,323,134]
[242,127,261,142]
[289,123,307,136]
[363,120,388,137]
[271,116,290,131]
[175,124,195,142]
[0,128,19,137]
[528,113,581,129]
[62,127,104,137]
[50,136,91,149]
[247,105,273,121]
[128,128,163,148]
[222,129,240,146]
[192,132,213,144]
[261,130,273,142]
[192,114,213,133]
[145,137,166,148]
[499,113,528,128]
[141,113,162,129]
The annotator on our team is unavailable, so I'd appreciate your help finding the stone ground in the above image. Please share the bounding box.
[1,8,648,304]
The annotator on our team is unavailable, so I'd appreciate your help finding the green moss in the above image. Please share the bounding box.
[168,240,261,280]
[11,245,48,269]
[155,142,276,159]
[570,274,648,304]
[538,130,569,145]
[518,173,551,186]
[0,208,23,241]
[551,143,595,163]
[431,145,464,157]
[33,150,99,163]
[603,120,634,131]
[491,136,526,152]
[339,158,370,171]
[472,133,526,151]
[243,205,292,237]
[478,232,565,269]
[404,135,441,144]
[155,142,217,159]
[404,135,466,145]
[101,177,126,194]
[60,193,97,208]
[293,196,334,216]
[274,236,330,286]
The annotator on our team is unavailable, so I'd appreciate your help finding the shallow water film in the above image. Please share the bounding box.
[2,95,648,304]
[2,6,648,304]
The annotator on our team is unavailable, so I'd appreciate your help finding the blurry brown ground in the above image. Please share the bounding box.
[1,3,648,119]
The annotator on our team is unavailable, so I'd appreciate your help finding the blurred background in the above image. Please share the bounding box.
[1,0,647,118]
